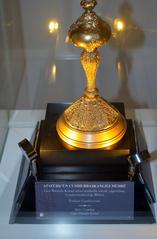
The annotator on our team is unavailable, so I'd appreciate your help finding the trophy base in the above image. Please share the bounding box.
[36,103,135,180]
[10,103,155,224]
[56,97,127,149]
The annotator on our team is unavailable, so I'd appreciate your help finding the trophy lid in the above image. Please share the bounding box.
[68,0,111,52]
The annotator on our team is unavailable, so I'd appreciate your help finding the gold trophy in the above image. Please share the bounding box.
[56,0,127,149]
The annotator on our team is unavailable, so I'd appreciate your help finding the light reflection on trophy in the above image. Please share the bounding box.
[56,0,127,149]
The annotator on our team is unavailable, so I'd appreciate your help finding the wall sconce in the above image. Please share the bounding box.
[48,20,59,33]
[114,18,125,32]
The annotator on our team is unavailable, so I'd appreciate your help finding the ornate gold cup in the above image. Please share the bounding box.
[56,0,127,149]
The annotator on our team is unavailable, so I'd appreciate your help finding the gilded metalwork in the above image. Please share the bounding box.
[81,50,100,98]
[64,96,118,131]
[80,0,97,10]
[56,0,127,149]
[68,1,111,52]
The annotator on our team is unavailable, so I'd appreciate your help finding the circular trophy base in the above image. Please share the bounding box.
[56,111,127,149]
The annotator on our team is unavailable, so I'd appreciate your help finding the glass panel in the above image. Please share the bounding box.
[0,0,26,159]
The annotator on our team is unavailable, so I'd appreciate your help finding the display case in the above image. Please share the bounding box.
[0,1,157,239]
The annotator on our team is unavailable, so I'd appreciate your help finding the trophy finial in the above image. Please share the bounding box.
[80,0,97,11]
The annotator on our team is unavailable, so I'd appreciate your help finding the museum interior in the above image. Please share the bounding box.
[0,1,157,239]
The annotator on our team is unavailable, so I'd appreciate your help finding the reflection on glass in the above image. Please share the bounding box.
[109,0,145,108]
[51,64,57,82]
[0,110,9,162]
[114,18,125,32]
[48,20,59,33]
[65,36,69,43]
[48,64,57,84]
[117,61,123,81]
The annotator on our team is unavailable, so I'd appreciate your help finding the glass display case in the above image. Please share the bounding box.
[0,0,157,238]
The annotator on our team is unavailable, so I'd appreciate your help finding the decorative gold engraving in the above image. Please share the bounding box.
[64,96,118,131]
[56,0,127,149]
[69,11,99,32]
[80,0,97,11]
[81,50,100,97]
[68,1,111,52]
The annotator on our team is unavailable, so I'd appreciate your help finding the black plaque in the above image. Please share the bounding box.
[35,181,134,221]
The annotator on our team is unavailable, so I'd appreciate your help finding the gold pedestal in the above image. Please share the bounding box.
[56,0,127,149]
[56,96,127,149]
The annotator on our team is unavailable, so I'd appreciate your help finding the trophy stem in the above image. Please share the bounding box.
[81,50,100,98]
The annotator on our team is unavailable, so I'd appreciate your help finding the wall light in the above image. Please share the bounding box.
[49,20,59,33]
[114,18,125,32]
